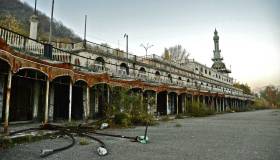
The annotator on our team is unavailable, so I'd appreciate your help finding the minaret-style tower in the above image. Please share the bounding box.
[29,0,39,40]
[212,29,223,61]
[211,29,231,73]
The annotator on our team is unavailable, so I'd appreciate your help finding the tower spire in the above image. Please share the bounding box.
[212,28,222,60]
[211,29,231,73]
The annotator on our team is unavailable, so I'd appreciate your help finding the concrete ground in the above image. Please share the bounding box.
[0,109,280,160]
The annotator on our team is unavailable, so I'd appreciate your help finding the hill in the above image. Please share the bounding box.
[0,0,81,43]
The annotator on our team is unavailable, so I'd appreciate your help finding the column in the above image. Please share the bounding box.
[210,96,213,111]
[154,92,158,115]
[95,89,99,113]
[176,94,179,115]
[203,95,206,105]
[32,81,40,121]
[182,94,186,113]
[68,81,72,122]
[83,86,89,120]
[222,98,225,112]
[4,70,12,133]
[166,92,169,115]
[107,85,110,104]
[215,97,219,112]
[48,83,54,122]
[44,79,50,124]
[86,86,90,119]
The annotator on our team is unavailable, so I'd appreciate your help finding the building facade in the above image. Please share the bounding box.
[0,25,254,132]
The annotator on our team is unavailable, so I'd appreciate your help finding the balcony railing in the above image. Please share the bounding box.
[0,26,255,100]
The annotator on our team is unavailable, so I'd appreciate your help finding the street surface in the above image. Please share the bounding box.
[0,109,280,160]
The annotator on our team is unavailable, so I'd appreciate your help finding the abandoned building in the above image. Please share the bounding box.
[0,12,254,133]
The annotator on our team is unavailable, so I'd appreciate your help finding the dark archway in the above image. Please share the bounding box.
[95,57,106,71]
[139,67,146,73]
[168,92,177,115]
[178,93,186,114]
[10,68,47,122]
[72,80,87,120]
[120,63,129,75]
[155,71,160,81]
[52,76,71,121]
[168,74,172,83]
[92,83,109,118]
[143,90,156,115]
[157,91,167,115]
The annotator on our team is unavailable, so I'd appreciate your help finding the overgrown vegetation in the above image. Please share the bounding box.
[184,101,215,117]
[253,85,280,109]
[102,87,156,127]
[233,82,252,95]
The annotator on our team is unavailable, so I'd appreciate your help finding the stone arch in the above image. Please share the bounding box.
[155,70,160,76]
[9,68,48,122]
[168,74,172,82]
[0,56,12,69]
[94,57,106,71]
[95,57,105,65]
[74,79,88,86]
[139,67,146,73]
[120,63,129,75]
[15,67,49,78]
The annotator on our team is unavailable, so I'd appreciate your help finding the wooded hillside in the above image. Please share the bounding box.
[0,0,81,42]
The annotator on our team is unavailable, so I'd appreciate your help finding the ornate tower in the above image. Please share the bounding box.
[211,29,231,73]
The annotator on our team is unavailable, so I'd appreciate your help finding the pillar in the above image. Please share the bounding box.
[203,95,206,105]
[182,94,186,113]
[86,86,90,119]
[154,92,158,115]
[48,83,54,122]
[3,70,12,133]
[107,85,110,104]
[44,79,50,124]
[95,89,99,113]
[176,94,179,115]
[82,85,89,120]
[32,81,40,121]
[68,81,72,122]
[222,98,225,112]
[216,97,219,112]
[166,92,169,115]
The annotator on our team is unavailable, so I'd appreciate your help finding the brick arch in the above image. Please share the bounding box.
[74,79,88,86]
[0,52,13,68]
[14,67,49,78]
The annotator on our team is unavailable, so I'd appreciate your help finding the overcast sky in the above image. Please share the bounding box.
[23,0,280,90]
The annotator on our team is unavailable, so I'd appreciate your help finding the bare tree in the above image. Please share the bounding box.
[162,45,190,63]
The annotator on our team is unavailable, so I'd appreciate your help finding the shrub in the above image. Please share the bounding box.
[187,101,215,117]
[253,98,270,110]
[114,112,131,127]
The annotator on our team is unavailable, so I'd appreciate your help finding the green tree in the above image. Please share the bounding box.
[162,45,189,63]
[0,14,27,36]
[233,82,252,94]
[260,85,280,108]
[162,48,171,60]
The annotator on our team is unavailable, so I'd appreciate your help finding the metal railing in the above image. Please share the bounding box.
[0,26,255,100]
